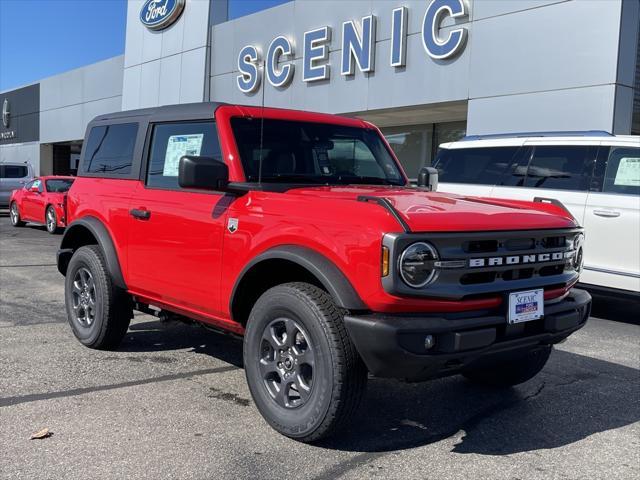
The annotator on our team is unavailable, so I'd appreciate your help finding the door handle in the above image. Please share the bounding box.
[593,209,620,218]
[130,208,151,220]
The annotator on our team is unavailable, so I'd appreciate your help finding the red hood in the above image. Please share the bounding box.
[285,186,577,232]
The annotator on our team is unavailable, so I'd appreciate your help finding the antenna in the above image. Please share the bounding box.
[257,59,266,184]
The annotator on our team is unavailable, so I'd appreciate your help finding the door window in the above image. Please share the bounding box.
[1,165,29,179]
[523,146,594,191]
[602,147,640,195]
[83,123,138,176]
[146,121,222,190]
[433,147,521,185]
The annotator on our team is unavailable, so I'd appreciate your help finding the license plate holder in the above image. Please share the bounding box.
[508,289,544,324]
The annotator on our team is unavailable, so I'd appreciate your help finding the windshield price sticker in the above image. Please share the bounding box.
[508,289,544,324]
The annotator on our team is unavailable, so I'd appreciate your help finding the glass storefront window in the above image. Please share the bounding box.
[382,121,466,180]
[434,121,467,150]
[382,125,433,180]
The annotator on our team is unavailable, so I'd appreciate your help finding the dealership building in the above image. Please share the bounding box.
[1,0,639,179]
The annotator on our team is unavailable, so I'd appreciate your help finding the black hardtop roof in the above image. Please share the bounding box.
[90,102,228,124]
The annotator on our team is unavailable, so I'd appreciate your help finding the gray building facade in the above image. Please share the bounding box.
[1,0,639,179]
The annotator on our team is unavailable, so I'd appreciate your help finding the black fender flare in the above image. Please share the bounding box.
[57,216,127,290]
[230,245,367,313]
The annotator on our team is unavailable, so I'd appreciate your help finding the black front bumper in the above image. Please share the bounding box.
[344,288,591,381]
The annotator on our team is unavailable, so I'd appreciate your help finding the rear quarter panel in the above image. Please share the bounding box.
[66,177,139,284]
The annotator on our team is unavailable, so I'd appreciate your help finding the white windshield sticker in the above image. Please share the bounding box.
[614,157,640,187]
[163,134,204,177]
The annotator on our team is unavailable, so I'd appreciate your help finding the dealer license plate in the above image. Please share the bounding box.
[508,289,544,324]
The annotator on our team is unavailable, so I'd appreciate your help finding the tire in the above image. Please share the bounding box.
[64,245,132,350]
[244,282,367,442]
[462,346,552,387]
[45,205,59,234]
[9,202,25,227]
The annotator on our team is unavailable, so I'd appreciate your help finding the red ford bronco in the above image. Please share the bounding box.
[58,103,591,442]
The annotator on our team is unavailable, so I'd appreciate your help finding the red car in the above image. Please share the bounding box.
[9,176,75,234]
[57,103,590,441]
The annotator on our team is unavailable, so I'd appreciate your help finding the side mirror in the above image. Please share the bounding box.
[417,167,438,191]
[178,156,229,191]
[29,185,40,193]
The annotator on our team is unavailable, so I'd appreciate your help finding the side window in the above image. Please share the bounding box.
[434,147,521,185]
[523,146,594,191]
[2,165,29,179]
[602,147,640,195]
[24,180,34,190]
[146,121,221,190]
[83,123,138,175]
[497,148,531,187]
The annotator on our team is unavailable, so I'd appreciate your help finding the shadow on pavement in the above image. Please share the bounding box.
[321,348,639,454]
[590,293,640,325]
[122,318,639,455]
[122,318,244,368]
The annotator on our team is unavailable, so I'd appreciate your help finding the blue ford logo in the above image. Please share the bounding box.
[139,0,185,31]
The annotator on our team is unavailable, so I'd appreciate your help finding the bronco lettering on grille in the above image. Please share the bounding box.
[468,251,574,268]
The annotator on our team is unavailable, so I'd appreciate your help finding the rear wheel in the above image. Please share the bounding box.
[45,206,59,234]
[64,245,132,350]
[462,346,552,387]
[9,202,25,227]
[244,282,367,442]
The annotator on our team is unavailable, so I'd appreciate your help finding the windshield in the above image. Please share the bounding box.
[45,179,74,193]
[231,118,405,185]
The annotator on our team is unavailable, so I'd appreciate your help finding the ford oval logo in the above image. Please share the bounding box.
[139,0,185,31]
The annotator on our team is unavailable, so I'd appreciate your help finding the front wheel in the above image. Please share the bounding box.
[45,206,59,234]
[64,245,132,350]
[9,202,25,227]
[462,346,552,387]
[244,282,367,442]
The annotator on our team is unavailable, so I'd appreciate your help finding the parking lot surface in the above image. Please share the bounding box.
[1,214,639,480]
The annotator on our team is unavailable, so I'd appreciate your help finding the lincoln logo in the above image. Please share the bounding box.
[2,99,9,128]
[469,251,574,268]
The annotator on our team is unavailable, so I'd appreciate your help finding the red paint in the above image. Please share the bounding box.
[9,176,75,227]
[66,105,580,331]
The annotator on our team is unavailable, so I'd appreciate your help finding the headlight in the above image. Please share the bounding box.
[573,233,584,272]
[399,242,439,288]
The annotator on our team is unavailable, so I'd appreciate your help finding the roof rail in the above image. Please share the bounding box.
[460,130,613,141]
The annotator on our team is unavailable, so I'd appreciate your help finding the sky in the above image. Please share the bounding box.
[0,0,291,92]
[0,0,128,92]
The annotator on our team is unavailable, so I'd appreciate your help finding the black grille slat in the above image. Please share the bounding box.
[463,240,498,253]
[542,236,567,249]
[501,268,534,281]
[504,238,535,251]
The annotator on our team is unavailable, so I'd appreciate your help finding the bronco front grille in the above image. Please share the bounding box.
[382,228,582,300]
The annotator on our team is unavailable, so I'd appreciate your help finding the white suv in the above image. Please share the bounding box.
[434,132,640,297]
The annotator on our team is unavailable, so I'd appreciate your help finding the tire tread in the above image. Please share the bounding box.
[66,245,132,350]
[284,282,367,442]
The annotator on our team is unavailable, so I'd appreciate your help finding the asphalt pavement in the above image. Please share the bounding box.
[1,214,639,480]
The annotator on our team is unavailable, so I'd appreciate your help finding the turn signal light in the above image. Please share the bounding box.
[381,246,390,277]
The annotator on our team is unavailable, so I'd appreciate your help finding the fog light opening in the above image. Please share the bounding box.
[424,335,435,350]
